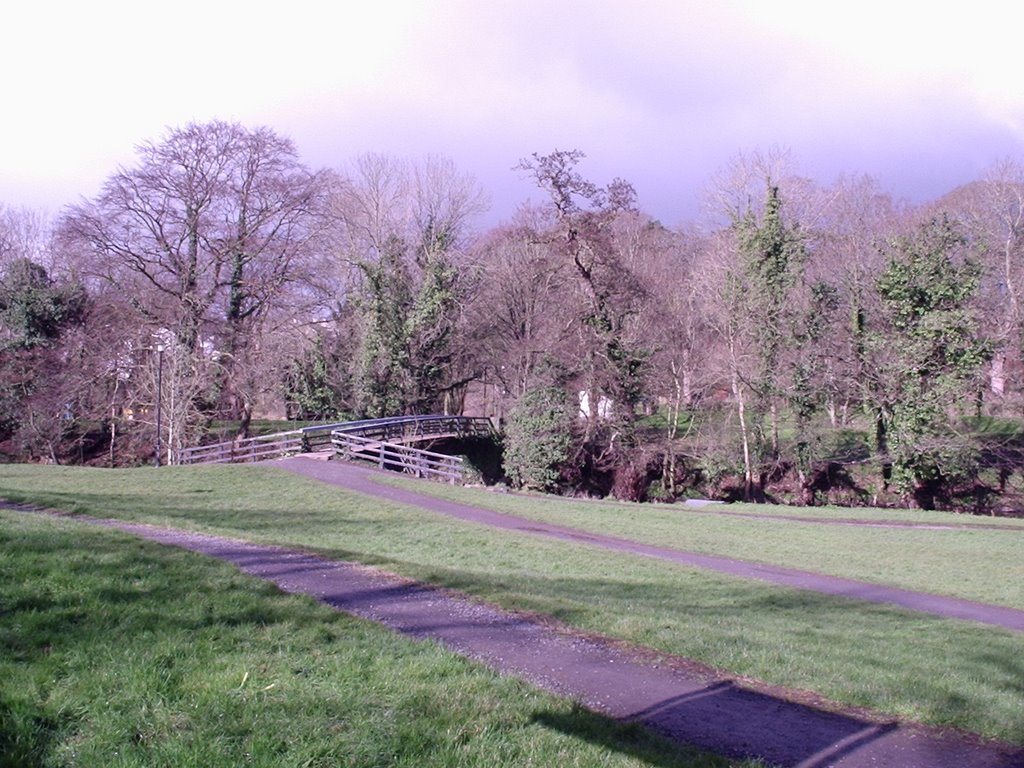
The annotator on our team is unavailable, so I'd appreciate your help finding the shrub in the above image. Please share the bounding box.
[502,386,573,492]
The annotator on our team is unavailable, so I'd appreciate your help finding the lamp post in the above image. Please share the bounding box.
[154,343,164,467]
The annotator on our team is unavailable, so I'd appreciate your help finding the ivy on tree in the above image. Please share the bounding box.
[725,183,807,500]
[354,231,461,417]
[0,258,84,350]
[514,150,648,444]
[503,383,573,492]
[0,258,87,457]
[869,216,991,507]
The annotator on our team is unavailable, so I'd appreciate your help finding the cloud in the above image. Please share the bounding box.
[2,0,1023,224]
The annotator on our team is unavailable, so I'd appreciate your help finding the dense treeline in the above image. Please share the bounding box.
[3,121,1024,512]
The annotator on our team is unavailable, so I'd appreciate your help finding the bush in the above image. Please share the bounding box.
[502,386,573,492]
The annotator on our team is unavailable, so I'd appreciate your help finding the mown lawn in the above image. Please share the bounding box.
[0,511,733,768]
[1,463,1022,745]
[372,472,1024,611]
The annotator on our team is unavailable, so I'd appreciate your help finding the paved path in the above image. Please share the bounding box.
[9,507,1021,768]
[273,457,1024,633]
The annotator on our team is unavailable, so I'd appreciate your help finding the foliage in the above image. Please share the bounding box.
[735,187,805,388]
[283,333,347,420]
[355,239,413,416]
[869,216,992,505]
[515,149,649,470]
[502,384,573,491]
[354,238,462,417]
[7,126,1024,509]
[0,258,85,350]
[406,246,462,407]
[0,260,87,457]
[59,120,326,439]
[724,183,807,499]
[790,281,842,492]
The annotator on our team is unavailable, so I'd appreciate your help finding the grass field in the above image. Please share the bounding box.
[1,463,1022,748]
[370,473,1024,610]
[0,511,734,768]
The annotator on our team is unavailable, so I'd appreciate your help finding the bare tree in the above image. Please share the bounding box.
[0,206,50,270]
[512,150,653,497]
[58,120,328,442]
[939,160,1024,403]
[630,223,716,495]
[515,150,648,434]
[465,208,570,404]
[691,228,760,496]
[805,174,902,427]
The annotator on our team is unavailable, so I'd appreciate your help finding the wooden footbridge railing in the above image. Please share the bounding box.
[175,415,495,482]
[330,432,464,481]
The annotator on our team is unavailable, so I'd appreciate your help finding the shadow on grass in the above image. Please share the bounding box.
[0,695,65,768]
[0,486,414,558]
[536,683,1024,767]
[310,553,1024,746]
[153,534,1023,763]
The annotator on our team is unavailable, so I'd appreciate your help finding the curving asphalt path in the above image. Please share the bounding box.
[273,456,1024,633]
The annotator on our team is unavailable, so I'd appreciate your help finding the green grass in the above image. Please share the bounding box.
[1,464,1023,745]
[0,511,734,768]
[372,473,1024,610]
[967,414,1024,438]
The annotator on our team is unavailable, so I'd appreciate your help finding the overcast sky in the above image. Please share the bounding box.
[4,1,1023,227]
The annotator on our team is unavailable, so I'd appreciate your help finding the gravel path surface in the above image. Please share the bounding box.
[273,457,1024,633]
[9,506,1022,768]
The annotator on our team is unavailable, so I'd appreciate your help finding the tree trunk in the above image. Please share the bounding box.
[734,370,754,501]
[234,399,253,441]
[769,400,780,459]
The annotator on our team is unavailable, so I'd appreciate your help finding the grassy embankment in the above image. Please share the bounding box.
[0,463,1022,748]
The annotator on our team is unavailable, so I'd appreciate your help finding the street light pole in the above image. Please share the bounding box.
[154,343,164,467]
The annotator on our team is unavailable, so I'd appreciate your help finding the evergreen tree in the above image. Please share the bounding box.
[353,232,462,417]
[284,333,347,420]
[869,216,991,507]
[0,258,85,350]
[0,258,87,456]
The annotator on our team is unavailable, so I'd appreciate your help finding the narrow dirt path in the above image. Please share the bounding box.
[273,457,1024,633]
[9,506,1022,768]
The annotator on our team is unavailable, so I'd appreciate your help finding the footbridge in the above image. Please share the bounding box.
[175,415,496,482]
